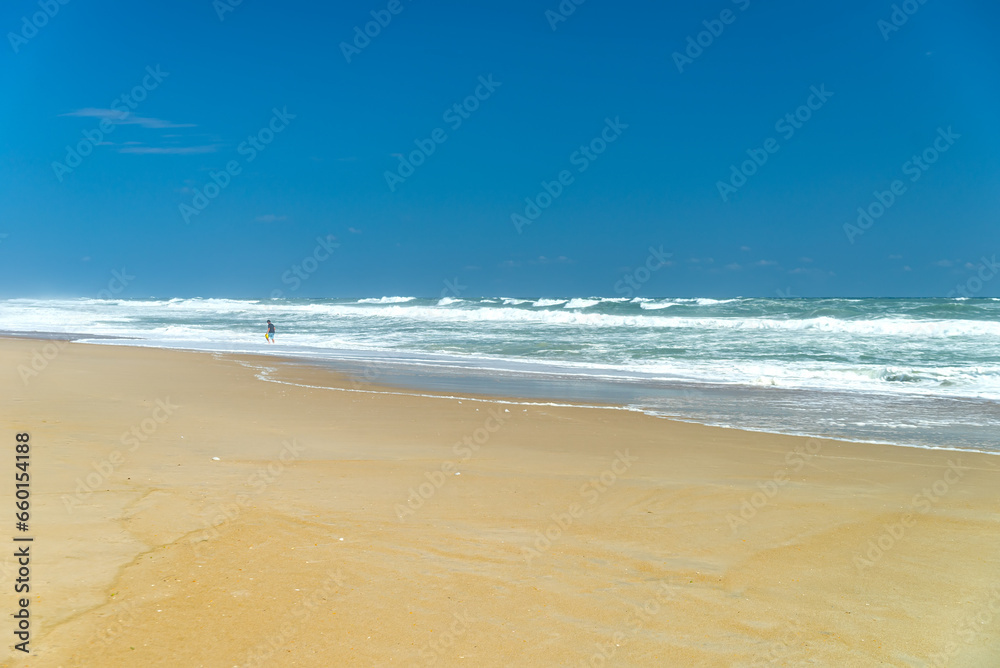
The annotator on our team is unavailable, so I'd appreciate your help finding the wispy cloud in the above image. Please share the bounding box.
[500,255,572,268]
[933,259,954,267]
[348,227,362,234]
[61,108,196,129]
[118,145,217,155]
[61,109,209,155]
[755,260,778,267]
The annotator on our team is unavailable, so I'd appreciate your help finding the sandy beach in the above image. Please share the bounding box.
[1,336,998,667]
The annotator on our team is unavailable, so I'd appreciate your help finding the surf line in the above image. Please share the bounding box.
[232,360,636,413]
[229,360,1000,457]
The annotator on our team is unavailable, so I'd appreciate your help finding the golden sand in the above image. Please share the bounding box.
[0,337,998,667]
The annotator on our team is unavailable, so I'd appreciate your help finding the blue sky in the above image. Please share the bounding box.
[1,0,998,298]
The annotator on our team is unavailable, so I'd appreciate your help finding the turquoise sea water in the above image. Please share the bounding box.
[3,296,998,452]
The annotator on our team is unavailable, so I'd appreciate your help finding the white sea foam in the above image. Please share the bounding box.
[290,305,1000,338]
[3,297,1000,405]
[356,296,415,304]
[5,298,1000,340]
[654,298,737,305]
[564,298,599,309]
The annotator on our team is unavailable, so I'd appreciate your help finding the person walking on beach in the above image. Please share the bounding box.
[265,319,276,344]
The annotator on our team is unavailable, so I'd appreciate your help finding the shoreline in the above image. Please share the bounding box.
[9,332,1000,455]
[7,332,1000,456]
[243,352,1000,459]
[3,336,1000,666]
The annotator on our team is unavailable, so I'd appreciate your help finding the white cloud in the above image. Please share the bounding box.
[61,108,196,129]
[500,256,572,268]
[118,145,217,155]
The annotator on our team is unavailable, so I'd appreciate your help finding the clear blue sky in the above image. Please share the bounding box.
[1,0,998,298]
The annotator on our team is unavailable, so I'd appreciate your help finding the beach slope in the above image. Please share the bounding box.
[1,338,998,667]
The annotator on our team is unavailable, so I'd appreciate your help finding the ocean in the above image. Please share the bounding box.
[4,296,999,453]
